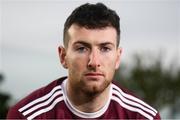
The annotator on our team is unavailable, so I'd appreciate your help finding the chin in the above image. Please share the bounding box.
[82,80,110,95]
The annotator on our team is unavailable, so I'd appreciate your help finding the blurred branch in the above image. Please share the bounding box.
[0,74,4,83]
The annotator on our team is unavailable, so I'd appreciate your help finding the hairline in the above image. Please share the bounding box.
[63,24,120,49]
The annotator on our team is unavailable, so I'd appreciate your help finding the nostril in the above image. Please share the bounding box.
[87,62,100,68]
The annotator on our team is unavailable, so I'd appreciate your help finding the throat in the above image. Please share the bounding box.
[73,93,105,113]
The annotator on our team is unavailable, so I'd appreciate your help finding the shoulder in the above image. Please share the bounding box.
[111,80,161,119]
[7,76,67,119]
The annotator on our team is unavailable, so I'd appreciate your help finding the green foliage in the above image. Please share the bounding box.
[114,53,180,109]
[0,74,11,118]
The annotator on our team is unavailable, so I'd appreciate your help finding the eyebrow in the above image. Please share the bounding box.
[73,41,91,48]
[99,42,115,47]
[73,41,115,47]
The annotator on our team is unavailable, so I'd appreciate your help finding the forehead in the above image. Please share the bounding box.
[67,24,117,45]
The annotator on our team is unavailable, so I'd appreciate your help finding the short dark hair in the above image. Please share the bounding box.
[63,3,120,47]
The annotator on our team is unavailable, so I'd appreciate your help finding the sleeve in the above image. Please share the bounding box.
[6,105,25,119]
[154,112,161,119]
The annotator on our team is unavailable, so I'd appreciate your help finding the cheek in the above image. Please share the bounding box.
[103,56,118,77]
[107,53,120,70]
[104,55,117,68]
[66,55,87,72]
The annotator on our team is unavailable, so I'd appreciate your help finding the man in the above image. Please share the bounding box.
[7,3,161,119]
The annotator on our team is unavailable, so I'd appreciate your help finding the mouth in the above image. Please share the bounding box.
[84,72,104,79]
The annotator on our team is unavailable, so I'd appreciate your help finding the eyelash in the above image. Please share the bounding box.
[100,47,111,52]
[76,47,88,53]
[75,46,112,53]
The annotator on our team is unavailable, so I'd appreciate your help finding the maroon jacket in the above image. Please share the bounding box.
[7,76,160,119]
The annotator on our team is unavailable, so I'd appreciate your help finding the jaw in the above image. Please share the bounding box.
[66,78,111,113]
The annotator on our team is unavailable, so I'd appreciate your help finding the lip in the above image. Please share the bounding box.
[85,72,104,77]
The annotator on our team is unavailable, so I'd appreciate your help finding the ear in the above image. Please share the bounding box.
[115,47,122,69]
[58,46,68,69]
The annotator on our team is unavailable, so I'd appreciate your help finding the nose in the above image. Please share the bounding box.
[88,50,100,69]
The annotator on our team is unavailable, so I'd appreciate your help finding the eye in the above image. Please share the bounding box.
[76,46,88,53]
[100,46,111,52]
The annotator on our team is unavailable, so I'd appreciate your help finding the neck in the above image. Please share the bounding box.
[66,81,111,113]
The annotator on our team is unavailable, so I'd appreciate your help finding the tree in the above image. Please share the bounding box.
[114,52,180,111]
[0,74,11,118]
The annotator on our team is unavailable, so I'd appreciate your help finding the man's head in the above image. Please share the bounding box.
[59,3,122,95]
[63,3,120,48]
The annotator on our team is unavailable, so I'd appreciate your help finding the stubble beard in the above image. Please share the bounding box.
[79,78,111,97]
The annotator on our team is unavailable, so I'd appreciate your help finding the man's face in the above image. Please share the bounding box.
[60,24,122,94]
